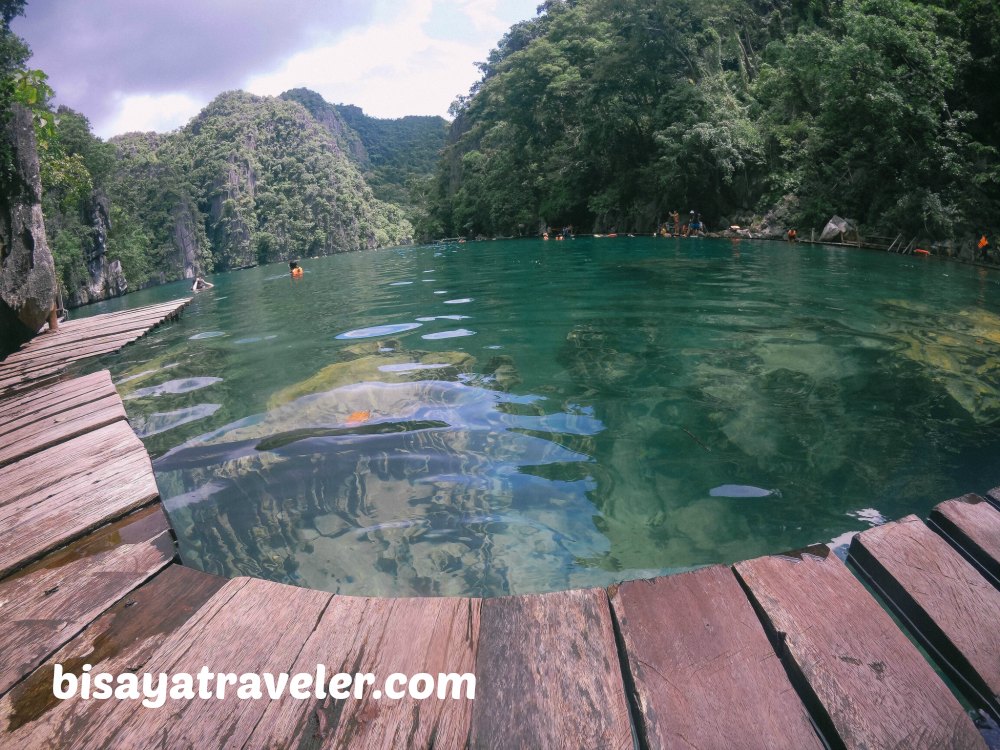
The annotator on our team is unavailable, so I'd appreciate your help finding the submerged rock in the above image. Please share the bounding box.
[268,348,477,408]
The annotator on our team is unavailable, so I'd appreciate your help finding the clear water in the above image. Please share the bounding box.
[76,238,1000,597]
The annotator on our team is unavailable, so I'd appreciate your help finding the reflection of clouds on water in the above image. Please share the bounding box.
[416,315,470,322]
[134,404,222,438]
[335,323,422,339]
[422,329,476,340]
[847,507,887,526]
[443,298,473,304]
[155,380,610,596]
[189,331,226,340]
[125,377,222,400]
[115,362,180,385]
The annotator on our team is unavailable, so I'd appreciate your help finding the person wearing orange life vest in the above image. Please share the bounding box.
[786,228,798,243]
[978,234,991,261]
[289,260,304,277]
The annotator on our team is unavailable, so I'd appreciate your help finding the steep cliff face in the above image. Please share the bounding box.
[172,200,202,279]
[0,104,57,351]
[66,190,128,307]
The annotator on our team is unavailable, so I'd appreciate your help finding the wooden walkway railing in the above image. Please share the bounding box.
[0,301,998,748]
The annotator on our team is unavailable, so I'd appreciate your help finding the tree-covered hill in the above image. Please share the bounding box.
[281,88,448,209]
[427,0,1000,241]
[28,89,417,298]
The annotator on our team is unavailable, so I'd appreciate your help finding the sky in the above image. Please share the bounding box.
[11,0,540,139]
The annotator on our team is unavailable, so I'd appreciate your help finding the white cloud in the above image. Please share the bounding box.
[92,0,539,137]
[245,0,483,118]
[100,92,205,137]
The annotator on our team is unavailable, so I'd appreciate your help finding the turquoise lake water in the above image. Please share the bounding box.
[77,237,1000,596]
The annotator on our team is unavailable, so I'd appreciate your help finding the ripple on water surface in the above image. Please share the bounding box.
[103,238,1000,598]
[335,323,422,340]
[422,329,476,340]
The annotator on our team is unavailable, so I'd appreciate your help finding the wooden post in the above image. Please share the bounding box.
[47,304,59,333]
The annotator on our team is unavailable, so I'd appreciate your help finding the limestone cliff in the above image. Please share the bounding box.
[0,104,57,351]
[66,190,128,307]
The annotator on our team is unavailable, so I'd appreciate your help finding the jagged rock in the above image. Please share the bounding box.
[172,200,202,278]
[819,215,858,243]
[752,194,799,239]
[67,190,128,307]
[0,104,57,349]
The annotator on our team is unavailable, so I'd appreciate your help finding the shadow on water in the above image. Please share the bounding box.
[155,380,615,597]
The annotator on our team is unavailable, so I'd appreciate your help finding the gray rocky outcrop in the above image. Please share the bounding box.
[67,190,128,307]
[0,104,57,349]
[172,200,202,278]
[819,215,859,243]
[752,194,799,239]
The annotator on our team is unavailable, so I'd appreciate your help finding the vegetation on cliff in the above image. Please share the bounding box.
[426,0,1000,240]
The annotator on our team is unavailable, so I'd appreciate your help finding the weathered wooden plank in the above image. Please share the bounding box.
[850,515,1000,718]
[985,487,1000,511]
[0,371,112,419]
[52,299,189,333]
[0,505,174,698]
[930,495,1000,587]
[245,595,480,749]
[72,577,331,750]
[469,587,632,749]
[0,563,225,748]
[0,395,125,469]
[0,421,159,577]
[734,546,985,750]
[0,332,148,375]
[611,566,822,750]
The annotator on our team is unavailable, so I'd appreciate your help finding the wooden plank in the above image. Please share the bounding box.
[54,298,189,331]
[0,421,160,577]
[849,515,1000,718]
[987,487,1000,511]
[0,564,225,747]
[71,577,332,750]
[0,505,174,698]
[0,373,117,437]
[469,588,632,749]
[0,395,125,469]
[734,546,985,749]
[0,368,68,399]
[245,595,480,749]
[0,371,112,417]
[611,566,822,750]
[8,307,187,358]
[0,332,147,375]
[930,495,1000,587]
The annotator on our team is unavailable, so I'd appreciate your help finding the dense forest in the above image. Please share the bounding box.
[424,0,1000,241]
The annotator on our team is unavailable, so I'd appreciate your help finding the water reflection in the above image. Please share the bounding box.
[89,238,1000,597]
[156,380,612,596]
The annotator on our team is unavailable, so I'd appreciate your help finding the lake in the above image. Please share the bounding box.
[78,237,1000,596]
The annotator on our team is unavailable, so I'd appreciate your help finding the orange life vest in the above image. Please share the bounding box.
[979,235,989,249]
[291,267,303,277]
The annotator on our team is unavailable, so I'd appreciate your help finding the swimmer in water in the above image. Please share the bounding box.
[289,260,304,277]
[192,276,214,292]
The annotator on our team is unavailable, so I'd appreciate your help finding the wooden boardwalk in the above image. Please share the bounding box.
[1,306,999,747]
[0,299,190,399]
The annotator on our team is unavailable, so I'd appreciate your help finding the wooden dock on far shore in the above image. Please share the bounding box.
[1,299,999,748]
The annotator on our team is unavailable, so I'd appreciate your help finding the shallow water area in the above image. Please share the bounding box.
[77,238,1000,597]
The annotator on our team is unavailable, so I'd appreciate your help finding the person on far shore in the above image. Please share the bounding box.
[978,234,991,261]
[192,276,214,292]
[787,228,798,242]
[672,210,680,237]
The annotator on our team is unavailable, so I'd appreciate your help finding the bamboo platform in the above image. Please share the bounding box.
[0,299,190,399]
[0,314,999,747]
